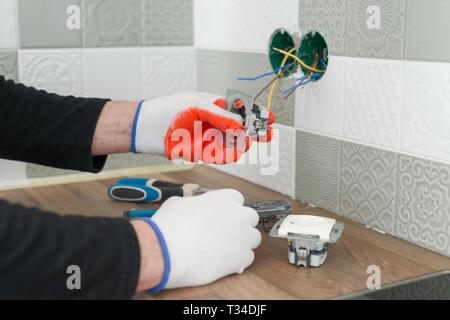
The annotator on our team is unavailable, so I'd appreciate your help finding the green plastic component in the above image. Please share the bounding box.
[268,28,298,77]
[297,31,328,80]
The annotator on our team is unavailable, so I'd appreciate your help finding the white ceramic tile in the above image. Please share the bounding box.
[212,124,296,198]
[343,57,403,150]
[83,48,141,100]
[295,55,345,137]
[400,61,450,163]
[142,47,195,99]
[19,49,83,96]
[0,0,17,48]
[0,159,26,183]
[194,0,299,51]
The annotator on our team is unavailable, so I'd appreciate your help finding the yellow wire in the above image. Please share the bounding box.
[272,47,326,73]
[267,47,296,112]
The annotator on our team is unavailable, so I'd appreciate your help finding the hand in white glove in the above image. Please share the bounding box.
[132,92,274,164]
[139,189,261,291]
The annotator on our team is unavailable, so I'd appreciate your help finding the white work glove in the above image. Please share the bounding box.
[139,189,262,291]
[132,93,252,164]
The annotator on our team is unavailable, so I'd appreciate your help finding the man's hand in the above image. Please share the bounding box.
[132,93,274,164]
[133,189,262,292]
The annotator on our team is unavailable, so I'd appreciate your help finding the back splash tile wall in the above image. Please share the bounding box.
[296,130,450,257]
[82,0,141,47]
[143,0,193,46]
[0,50,18,81]
[296,131,340,213]
[18,0,82,48]
[0,0,17,48]
[17,0,193,48]
[196,49,295,126]
[19,49,83,96]
[339,142,397,234]
[396,156,450,256]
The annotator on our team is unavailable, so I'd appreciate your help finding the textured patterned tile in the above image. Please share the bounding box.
[213,124,296,198]
[0,0,17,48]
[0,50,18,81]
[142,48,195,99]
[83,48,141,100]
[0,159,26,183]
[195,0,298,51]
[295,55,345,137]
[19,49,83,96]
[400,61,450,163]
[196,49,295,126]
[339,142,397,233]
[346,0,406,59]
[82,0,140,47]
[26,154,170,178]
[18,0,82,48]
[406,0,450,63]
[396,155,450,256]
[142,0,193,46]
[296,131,340,213]
[299,0,346,55]
[343,58,403,149]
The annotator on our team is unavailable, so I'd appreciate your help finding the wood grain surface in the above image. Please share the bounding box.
[1,165,449,300]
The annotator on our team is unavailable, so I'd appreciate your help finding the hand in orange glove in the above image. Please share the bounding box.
[132,93,275,164]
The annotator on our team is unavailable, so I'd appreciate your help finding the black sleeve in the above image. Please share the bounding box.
[0,199,141,299]
[0,76,108,172]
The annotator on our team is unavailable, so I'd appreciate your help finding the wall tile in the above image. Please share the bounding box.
[400,61,450,164]
[0,50,18,81]
[83,48,141,100]
[343,58,403,149]
[296,130,340,213]
[406,0,450,63]
[396,155,450,256]
[18,0,81,48]
[196,49,295,126]
[346,0,406,59]
[0,159,26,183]
[27,154,170,178]
[142,47,195,99]
[0,0,17,48]
[19,49,83,96]
[299,0,347,55]
[195,0,298,51]
[142,0,193,46]
[295,55,345,137]
[339,142,397,233]
[82,0,140,47]
[213,124,296,198]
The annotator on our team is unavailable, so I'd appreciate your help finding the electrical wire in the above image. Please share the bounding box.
[237,63,294,81]
[267,47,296,112]
[282,73,321,95]
[272,47,326,73]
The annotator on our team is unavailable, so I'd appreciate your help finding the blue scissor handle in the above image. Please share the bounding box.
[124,209,158,219]
[107,183,162,203]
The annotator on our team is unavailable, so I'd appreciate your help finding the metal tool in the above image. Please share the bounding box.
[108,178,211,203]
[247,200,292,231]
[270,215,344,268]
[123,200,293,224]
[225,89,270,146]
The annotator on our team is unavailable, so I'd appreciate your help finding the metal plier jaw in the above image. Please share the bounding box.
[225,89,270,141]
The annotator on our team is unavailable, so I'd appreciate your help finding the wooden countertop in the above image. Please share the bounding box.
[1,165,449,300]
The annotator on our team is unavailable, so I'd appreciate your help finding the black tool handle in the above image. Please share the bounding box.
[148,180,185,188]
[158,186,184,199]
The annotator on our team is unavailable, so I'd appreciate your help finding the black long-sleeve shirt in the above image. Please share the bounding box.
[0,76,141,299]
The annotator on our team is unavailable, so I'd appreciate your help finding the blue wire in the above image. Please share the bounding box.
[237,63,294,81]
[319,58,328,68]
[282,73,321,95]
